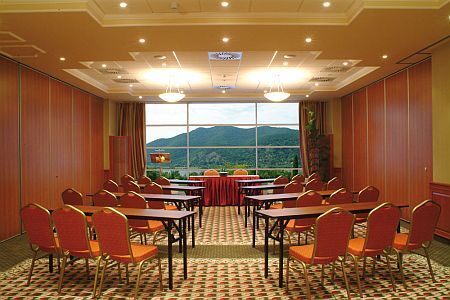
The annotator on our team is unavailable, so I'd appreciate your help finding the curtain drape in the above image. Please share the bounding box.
[299,101,327,177]
[118,103,146,179]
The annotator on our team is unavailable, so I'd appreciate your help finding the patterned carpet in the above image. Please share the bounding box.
[0,206,449,299]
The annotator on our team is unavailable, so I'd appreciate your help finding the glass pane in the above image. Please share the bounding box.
[258,148,301,168]
[189,103,255,124]
[257,103,299,124]
[189,148,256,169]
[257,126,299,146]
[146,104,187,125]
[146,126,187,146]
[189,126,256,146]
[146,148,187,169]
[146,169,189,180]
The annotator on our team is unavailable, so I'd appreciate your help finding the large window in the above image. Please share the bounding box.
[145,103,300,179]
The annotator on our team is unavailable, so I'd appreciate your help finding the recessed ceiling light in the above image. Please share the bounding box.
[314,83,319,86]
[139,38,146,44]
[117,75,122,79]
[129,84,133,87]
[342,61,349,66]
[101,64,107,68]
[263,90,268,94]
[323,2,331,7]
[282,61,288,66]
[221,90,226,94]
[306,94,310,98]
[162,62,167,67]
[221,1,229,7]
[119,2,127,8]
[305,37,312,43]
[138,96,143,99]
[59,57,65,61]
[382,54,388,59]
[180,90,184,94]
[222,37,230,43]
[154,55,167,60]
[283,54,296,59]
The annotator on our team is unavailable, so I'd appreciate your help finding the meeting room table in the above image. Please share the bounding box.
[234,178,276,214]
[256,202,409,288]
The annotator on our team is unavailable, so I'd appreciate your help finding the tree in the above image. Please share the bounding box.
[292,154,299,176]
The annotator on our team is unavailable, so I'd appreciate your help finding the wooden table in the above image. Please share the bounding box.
[256,202,409,288]
[235,178,276,214]
[169,179,205,185]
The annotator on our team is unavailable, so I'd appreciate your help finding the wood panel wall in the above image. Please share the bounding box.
[340,59,432,222]
[0,56,104,241]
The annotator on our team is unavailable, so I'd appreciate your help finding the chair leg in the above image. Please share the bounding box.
[125,264,130,285]
[27,250,38,286]
[372,256,376,275]
[331,262,336,283]
[92,257,102,298]
[286,256,290,291]
[297,233,301,245]
[134,261,145,299]
[300,262,311,300]
[158,257,163,291]
[57,255,68,294]
[85,258,90,279]
[384,253,396,292]
[340,259,352,300]
[394,250,407,289]
[350,254,363,297]
[98,258,109,298]
[117,262,122,283]
[144,234,147,245]
[362,256,367,279]
[321,264,325,286]
[423,246,436,282]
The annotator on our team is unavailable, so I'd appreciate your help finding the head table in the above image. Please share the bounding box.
[190,175,259,206]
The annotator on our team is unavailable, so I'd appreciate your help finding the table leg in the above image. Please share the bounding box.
[237,184,241,215]
[182,218,188,279]
[179,220,183,253]
[278,219,286,288]
[252,200,256,248]
[49,255,53,273]
[199,191,203,228]
[192,210,195,248]
[167,221,173,290]
[244,196,248,228]
[264,217,269,278]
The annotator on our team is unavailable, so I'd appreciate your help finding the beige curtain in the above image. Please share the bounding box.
[118,103,146,178]
[299,101,327,176]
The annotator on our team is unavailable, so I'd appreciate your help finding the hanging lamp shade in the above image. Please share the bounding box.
[264,74,290,102]
[159,77,185,103]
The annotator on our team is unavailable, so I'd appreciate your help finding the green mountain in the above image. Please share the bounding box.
[147,126,301,169]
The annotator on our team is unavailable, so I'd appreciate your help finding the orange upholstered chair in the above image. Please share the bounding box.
[155,176,172,195]
[287,208,354,299]
[143,182,178,210]
[282,181,303,208]
[120,174,135,187]
[21,203,61,286]
[306,172,320,182]
[52,205,102,295]
[62,188,83,205]
[285,190,323,245]
[305,178,324,191]
[327,188,353,205]
[119,192,165,245]
[270,176,290,209]
[124,180,141,193]
[291,174,305,184]
[92,190,118,207]
[137,175,152,185]
[326,177,343,190]
[354,186,380,226]
[233,169,248,175]
[92,208,162,298]
[393,200,441,285]
[347,202,400,296]
[204,169,219,176]
[103,180,119,192]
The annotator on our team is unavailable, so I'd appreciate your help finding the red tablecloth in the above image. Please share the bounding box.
[190,175,259,206]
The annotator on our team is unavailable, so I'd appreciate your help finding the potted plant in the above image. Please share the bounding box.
[305,109,330,181]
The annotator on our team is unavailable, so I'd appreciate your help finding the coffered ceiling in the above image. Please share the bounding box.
[0,0,449,102]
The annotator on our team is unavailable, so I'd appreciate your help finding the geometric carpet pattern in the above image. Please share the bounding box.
[0,206,449,299]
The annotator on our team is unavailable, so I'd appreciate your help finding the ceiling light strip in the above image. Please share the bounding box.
[172,50,192,90]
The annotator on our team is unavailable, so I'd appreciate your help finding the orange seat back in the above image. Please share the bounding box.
[92,208,133,262]
[155,176,171,195]
[52,205,92,257]
[137,176,152,185]
[294,190,323,226]
[327,177,343,190]
[328,188,353,205]
[273,176,289,194]
[283,181,302,208]
[204,169,219,176]
[313,208,354,263]
[233,169,248,175]
[408,200,441,247]
[92,190,118,207]
[357,186,379,203]
[291,174,305,183]
[363,203,400,254]
[142,182,165,209]
[103,180,119,192]
[21,203,58,252]
[120,174,135,187]
[124,181,140,193]
[119,192,148,228]
[62,188,83,205]
[305,178,324,191]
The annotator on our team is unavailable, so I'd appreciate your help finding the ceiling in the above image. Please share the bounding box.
[0,0,449,102]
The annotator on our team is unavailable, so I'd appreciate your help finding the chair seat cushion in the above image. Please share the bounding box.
[40,236,60,254]
[286,219,312,233]
[393,233,421,251]
[289,244,335,265]
[348,237,383,257]
[132,221,165,233]
[112,243,158,263]
[270,203,283,209]
[69,240,101,258]
[165,204,178,210]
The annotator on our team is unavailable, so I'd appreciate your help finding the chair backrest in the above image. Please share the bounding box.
[283,181,303,207]
[103,180,119,192]
[154,176,171,195]
[52,205,92,257]
[408,200,441,247]
[21,203,57,252]
[327,177,343,190]
[305,178,324,191]
[313,208,354,262]
[124,180,140,193]
[364,202,400,253]
[61,188,83,205]
[233,169,248,175]
[92,190,118,207]
[291,174,305,184]
[118,192,148,228]
[137,175,152,184]
[92,208,134,262]
[293,190,324,226]
[204,169,219,176]
[357,186,379,203]
[307,172,320,182]
[142,182,165,209]
[273,176,289,194]
[328,188,353,205]
[120,174,135,186]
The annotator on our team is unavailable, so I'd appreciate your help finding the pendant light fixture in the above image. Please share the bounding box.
[264,74,290,102]
[158,77,185,103]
